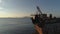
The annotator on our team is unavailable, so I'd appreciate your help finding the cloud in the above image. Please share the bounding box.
[0,0,2,3]
[0,7,4,10]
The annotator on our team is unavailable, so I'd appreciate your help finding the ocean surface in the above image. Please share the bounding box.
[0,18,35,34]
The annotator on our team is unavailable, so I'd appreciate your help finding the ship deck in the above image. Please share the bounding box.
[43,18,60,34]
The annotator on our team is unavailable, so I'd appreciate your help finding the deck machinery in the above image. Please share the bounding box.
[31,6,55,27]
[30,6,58,34]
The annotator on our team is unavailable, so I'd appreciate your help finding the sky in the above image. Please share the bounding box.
[0,0,60,18]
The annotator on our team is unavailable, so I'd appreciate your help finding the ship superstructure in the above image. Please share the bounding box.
[31,6,59,34]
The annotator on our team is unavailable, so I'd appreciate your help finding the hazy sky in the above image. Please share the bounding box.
[0,0,60,17]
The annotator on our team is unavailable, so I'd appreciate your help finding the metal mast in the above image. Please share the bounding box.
[36,6,42,14]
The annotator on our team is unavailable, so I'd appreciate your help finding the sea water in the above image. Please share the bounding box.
[0,18,35,34]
